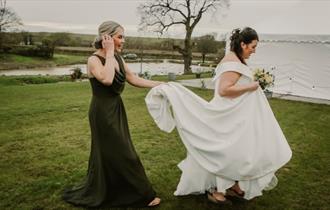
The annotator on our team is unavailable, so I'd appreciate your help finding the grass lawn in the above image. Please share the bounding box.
[0,80,329,210]
[0,54,88,70]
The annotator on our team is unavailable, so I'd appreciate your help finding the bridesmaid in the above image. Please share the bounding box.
[62,20,163,208]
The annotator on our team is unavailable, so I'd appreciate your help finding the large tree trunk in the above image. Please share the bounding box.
[183,28,193,74]
[173,34,193,74]
[0,26,3,52]
[183,54,191,74]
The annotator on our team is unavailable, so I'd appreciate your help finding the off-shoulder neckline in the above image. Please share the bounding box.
[218,61,250,70]
[219,61,246,66]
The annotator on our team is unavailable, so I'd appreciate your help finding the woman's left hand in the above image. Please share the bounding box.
[157,81,166,86]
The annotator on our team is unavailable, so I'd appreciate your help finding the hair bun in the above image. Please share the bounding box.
[230,28,241,41]
[233,28,240,34]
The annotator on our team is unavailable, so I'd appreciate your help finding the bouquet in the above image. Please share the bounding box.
[253,68,274,90]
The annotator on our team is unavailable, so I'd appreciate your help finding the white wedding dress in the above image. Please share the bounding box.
[145,61,292,200]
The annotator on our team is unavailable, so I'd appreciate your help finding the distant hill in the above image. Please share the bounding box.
[4,31,224,52]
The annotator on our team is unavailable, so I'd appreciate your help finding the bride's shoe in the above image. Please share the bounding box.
[226,187,246,202]
[206,191,232,205]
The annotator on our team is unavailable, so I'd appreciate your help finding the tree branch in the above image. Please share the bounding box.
[0,0,22,32]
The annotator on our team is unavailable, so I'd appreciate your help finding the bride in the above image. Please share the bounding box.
[145,27,292,205]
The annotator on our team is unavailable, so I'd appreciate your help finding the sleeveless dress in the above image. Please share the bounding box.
[145,61,292,200]
[62,54,156,208]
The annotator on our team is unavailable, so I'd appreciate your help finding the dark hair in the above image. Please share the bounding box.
[230,27,259,64]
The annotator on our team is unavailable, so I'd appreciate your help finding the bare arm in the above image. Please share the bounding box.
[218,71,259,98]
[87,35,116,86]
[123,60,164,88]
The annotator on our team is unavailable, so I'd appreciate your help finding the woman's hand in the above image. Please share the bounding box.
[156,81,166,86]
[102,35,115,56]
[248,81,259,91]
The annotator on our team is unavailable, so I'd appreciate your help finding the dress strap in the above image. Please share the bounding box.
[114,54,126,75]
[90,54,126,79]
[91,54,106,65]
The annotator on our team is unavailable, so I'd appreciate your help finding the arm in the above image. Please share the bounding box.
[218,71,259,98]
[88,35,116,86]
[123,60,164,88]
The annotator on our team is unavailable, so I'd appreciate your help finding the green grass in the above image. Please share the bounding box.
[0,53,88,70]
[0,81,329,210]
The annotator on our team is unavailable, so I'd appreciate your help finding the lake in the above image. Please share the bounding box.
[0,61,213,76]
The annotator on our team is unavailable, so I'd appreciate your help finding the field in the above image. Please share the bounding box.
[0,78,329,210]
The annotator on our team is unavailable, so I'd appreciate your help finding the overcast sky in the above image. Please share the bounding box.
[6,0,330,39]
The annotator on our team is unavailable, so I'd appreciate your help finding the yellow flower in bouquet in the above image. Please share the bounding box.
[253,68,274,90]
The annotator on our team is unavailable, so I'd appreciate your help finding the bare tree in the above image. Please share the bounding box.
[0,0,22,32]
[0,0,22,50]
[138,0,229,74]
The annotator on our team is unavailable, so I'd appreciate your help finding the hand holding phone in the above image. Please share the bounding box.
[102,35,115,55]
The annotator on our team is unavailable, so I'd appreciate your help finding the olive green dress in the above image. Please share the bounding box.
[62,54,156,208]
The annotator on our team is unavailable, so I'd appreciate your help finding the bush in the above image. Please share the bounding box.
[0,75,71,86]
[18,76,58,84]
[9,44,54,58]
[0,44,13,53]
[70,67,83,80]
[138,71,151,79]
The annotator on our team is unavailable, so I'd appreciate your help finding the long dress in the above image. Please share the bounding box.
[62,54,156,208]
[145,61,292,200]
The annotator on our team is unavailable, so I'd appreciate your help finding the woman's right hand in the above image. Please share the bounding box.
[102,35,115,55]
[248,81,259,91]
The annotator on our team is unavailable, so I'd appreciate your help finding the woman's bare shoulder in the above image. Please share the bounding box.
[220,52,240,64]
[88,55,105,69]
[88,55,100,63]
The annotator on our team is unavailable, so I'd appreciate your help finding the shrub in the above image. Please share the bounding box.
[9,43,54,58]
[0,75,71,85]
[70,67,83,80]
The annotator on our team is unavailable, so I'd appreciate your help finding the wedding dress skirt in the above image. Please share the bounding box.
[145,62,292,200]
